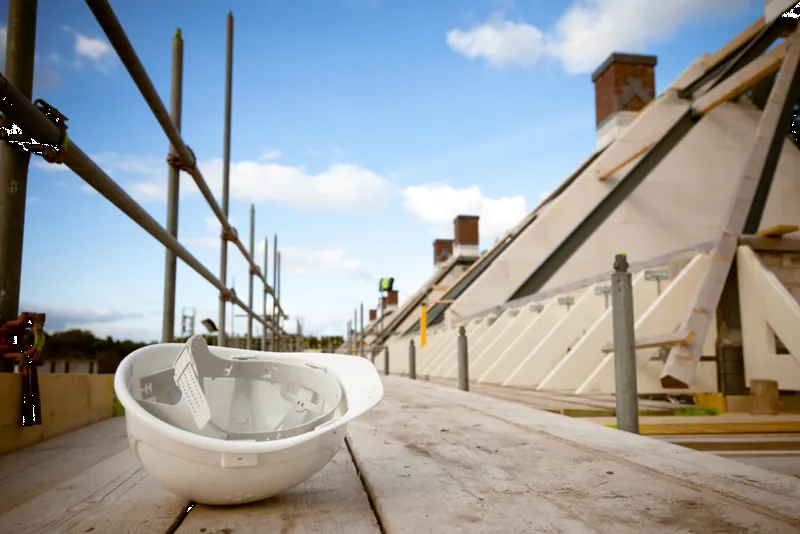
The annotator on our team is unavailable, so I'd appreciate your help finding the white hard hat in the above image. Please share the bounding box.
[114,335,383,505]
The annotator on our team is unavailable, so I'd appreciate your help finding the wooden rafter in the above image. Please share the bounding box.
[693,39,789,116]
[660,31,800,388]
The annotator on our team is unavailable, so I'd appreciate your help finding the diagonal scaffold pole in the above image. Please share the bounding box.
[82,1,286,318]
[0,73,281,335]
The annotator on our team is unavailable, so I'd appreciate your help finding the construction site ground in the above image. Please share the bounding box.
[1,376,799,534]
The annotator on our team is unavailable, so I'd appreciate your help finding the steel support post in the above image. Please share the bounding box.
[457,324,469,391]
[611,254,639,434]
[408,338,416,380]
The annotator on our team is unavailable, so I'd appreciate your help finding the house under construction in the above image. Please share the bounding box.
[363,4,800,396]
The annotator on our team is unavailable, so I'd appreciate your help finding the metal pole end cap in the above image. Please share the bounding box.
[613,253,629,272]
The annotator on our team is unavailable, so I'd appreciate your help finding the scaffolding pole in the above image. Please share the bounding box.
[0,0,37,372]
[0,73,280,334]
[247,204,255,350]
[262,236,268,351]
[82,1,285,310]
[161,28,183,343]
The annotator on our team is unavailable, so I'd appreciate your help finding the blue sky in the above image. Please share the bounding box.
[1,0,766,340]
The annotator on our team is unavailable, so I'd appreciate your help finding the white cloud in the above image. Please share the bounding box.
[259,149,283,161]
[447,0,746,73]
[61,26,116,72]
[401,184,527,241]
[446,14,545,68]
[186,217,368,278]
[130,158,392,212]
[281,247,371,278]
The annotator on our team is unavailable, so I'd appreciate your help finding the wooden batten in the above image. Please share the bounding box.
[601,329,695,354]
[739,234,800,252]
[700,17,768,84]
[756,224,800,237]
[693,38,789,116]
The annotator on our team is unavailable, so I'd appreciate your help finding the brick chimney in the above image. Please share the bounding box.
[433,239,454,267]
[369,309,377,322]
[453,215,480,259]
[592,53,657,148]
[381,290,399,313]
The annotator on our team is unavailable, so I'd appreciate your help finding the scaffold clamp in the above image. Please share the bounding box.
[0,99,68,164]
[0,312,47,427]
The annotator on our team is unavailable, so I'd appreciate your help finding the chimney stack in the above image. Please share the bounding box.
[433,239,454,267]
[381,290,399,314]
[592,52,656,148]
[453,215,480,259]
[369,309,377,322]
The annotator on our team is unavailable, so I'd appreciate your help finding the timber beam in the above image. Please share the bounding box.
[680,14,795,99]
[692,39,789,116]
[661,31,800,389]
[601,330,695,354]
[739,234,800,252]
[677,17,766,95]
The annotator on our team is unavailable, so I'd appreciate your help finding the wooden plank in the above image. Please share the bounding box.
[727,394,800,413]
[658,434,800,452]
[0,417,129,514]
[597,141,654,180]
[588,414,800,436]
[601,329,695,353]
[0,372,116,455]
[693,39,788,116]
[0,447,187,534]
[175,448,380,534]
[692,16,769,91]
[349,377,800,532]
[739,235,800,252]
[757,224,800,237]
[662,31,800,389]
[425,377,614,415]
[427,377,675,415]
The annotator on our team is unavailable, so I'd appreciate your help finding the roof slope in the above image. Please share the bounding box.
[404,146,607,332]
[408,14,800,330]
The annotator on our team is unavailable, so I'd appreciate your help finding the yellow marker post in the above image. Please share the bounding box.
[420,304,427,348]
